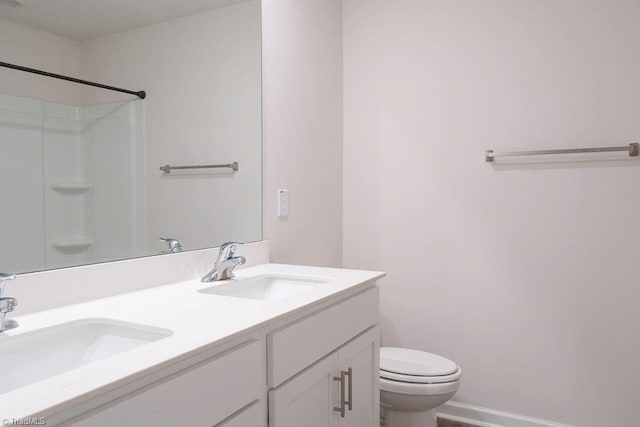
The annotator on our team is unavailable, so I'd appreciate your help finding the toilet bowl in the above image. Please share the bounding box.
[379,347,461,427]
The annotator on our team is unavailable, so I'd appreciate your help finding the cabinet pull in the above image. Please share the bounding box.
[345,367,353,411]
[333,372,346,417]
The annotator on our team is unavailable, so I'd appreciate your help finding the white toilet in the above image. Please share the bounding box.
[379,347,462,427]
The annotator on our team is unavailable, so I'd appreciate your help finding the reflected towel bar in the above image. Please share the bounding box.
[485,143,640,162]
[160,162,239,173]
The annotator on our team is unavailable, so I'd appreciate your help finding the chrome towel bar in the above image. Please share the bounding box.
[485,143,639,162]
[160,162,239,173]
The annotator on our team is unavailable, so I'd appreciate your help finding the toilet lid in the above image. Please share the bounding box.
[380,347,459,377]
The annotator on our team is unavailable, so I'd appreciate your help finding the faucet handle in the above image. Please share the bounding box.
[159,238,183,254]
[218,241,246,258]
[0,273,16,298]
[0,297,17,313]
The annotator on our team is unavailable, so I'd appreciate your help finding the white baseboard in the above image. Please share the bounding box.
[437,402,573,427]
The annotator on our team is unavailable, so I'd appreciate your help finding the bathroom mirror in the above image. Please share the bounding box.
[0,0,262,273]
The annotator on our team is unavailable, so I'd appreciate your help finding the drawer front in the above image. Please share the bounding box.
[268,286,379,387]
[68,339,264,427]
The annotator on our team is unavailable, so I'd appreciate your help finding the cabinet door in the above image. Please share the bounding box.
[269,353,340,427]
[337,326,380,427]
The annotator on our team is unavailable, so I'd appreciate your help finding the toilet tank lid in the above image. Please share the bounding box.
[380,347,458,377]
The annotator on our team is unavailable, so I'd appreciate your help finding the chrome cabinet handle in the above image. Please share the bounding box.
[345,367,353,411]
[333,371,346,418]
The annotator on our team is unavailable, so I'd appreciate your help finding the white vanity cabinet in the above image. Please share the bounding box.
[269,326,379,427]
[268,288,380,427]
[65,339,267,427]
[54,283,380,427]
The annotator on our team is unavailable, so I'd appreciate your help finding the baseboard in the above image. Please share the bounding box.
[437,402,573,427]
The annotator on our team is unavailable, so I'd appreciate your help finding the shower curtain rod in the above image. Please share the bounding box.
[0,61,146,99]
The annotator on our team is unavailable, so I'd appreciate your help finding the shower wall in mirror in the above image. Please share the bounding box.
[0,0,262,273]
[0,95,144,272]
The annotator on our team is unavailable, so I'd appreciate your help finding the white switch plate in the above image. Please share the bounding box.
[278,189,289,217]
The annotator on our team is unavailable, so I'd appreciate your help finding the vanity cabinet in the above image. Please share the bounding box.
[65,339,266,427]
[269,326,379,427]
[268,287,380,427]
[57,285,379,427]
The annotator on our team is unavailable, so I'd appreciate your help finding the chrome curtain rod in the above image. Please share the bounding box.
[160,162,239,174]
[485,143,639,162]
[0,61,146,99]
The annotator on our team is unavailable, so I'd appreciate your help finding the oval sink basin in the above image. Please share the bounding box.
[0,319,172,395]
[199,274,330,300]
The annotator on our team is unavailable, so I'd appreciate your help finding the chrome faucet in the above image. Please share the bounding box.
[201,242,246,283]
[159,237,183,254]
[0,273,18,333]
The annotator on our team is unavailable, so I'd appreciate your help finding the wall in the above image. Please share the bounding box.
[0,21,84,274]
[82,1,262,254]
[0,18,83,105]
[262,0,343,267]
[343,1,640,426]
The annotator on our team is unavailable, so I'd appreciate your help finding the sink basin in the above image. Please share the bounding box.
[199,274,330,300]
[0,319,172,395]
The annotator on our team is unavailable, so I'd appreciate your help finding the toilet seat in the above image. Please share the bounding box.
[380,347,461,384]
[380,376,460,395]
[380,368,462,384]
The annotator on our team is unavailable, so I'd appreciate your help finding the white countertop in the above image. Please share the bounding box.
[0,263,384,421]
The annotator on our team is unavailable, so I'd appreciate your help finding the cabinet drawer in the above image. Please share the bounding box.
[268,286,378,387]
[69,339,265,427]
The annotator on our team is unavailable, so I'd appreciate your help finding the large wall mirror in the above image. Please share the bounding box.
[0,0,262,273]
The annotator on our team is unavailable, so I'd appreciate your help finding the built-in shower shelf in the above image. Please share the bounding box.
[51,182,92,193]
[51,238,93,250]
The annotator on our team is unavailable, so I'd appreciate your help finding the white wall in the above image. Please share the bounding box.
[82,1,262,254]
[0,20,84,274]
[262,0,344,267]
[343,1,640,426]
[0,18,83,105]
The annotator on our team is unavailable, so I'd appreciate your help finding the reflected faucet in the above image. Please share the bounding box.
[0,273,18,333]
[159,237,183,254]
[201,242,246,283]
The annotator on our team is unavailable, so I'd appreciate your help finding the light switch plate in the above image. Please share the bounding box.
[278,189,289,217]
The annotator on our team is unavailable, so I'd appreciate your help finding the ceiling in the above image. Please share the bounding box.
[0,0,252,41]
